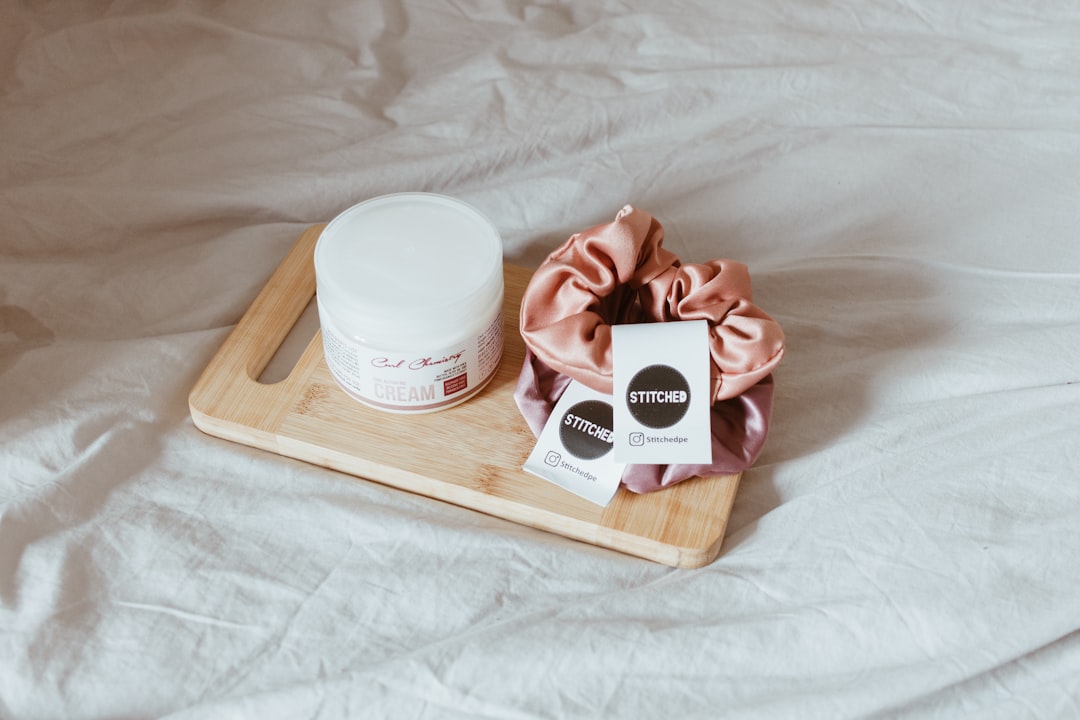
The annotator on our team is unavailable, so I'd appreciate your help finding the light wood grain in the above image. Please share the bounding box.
[189,224,741,567]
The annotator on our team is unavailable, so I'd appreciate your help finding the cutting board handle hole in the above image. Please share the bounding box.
[257,296,320,384]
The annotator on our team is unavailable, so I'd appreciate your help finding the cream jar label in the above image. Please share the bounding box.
[320,304,502,413]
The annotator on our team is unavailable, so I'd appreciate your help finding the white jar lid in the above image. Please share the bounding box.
[314,193,503,347]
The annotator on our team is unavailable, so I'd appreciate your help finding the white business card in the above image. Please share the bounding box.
[523,380,624,507]
[612,320,713,464]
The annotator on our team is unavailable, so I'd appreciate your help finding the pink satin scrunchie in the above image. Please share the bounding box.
[515,205,785,493]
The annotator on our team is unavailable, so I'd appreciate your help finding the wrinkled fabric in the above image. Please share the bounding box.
[520,205,785,402]
[5,1,1080,718]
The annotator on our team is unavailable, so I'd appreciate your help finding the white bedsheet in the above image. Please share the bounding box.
[3,2,1079,718]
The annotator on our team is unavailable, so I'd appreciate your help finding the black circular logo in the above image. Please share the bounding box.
[559,400,615,460]
[626,364,691,428]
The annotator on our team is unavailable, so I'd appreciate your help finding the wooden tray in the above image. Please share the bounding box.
[189,225,741,567]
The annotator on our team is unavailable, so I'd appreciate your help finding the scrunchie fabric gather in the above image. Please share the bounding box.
[515,205,785,493]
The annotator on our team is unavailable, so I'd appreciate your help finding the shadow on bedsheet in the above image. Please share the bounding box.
[0,303,54,376]
[723,255,946,544]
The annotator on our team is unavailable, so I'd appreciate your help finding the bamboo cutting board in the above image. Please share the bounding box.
[189,225,741,568]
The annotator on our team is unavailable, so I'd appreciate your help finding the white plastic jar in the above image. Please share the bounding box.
[314,193,504,413]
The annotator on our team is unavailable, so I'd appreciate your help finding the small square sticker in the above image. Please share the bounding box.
[442,373,468,396]
[612,320,713,464]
